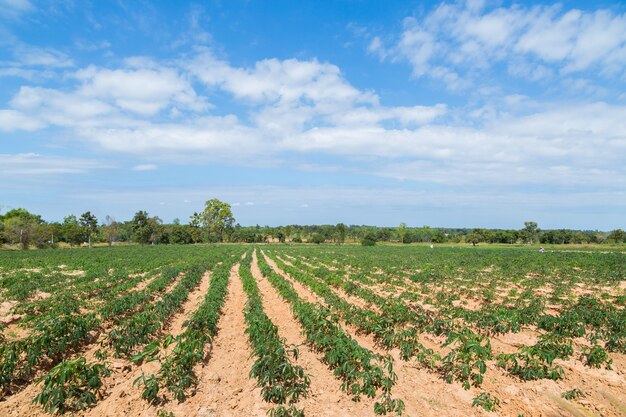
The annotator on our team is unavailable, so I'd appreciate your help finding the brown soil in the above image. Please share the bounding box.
[0,270,193,417]
[263,251,483,416]
[274,255,295,267]
[2,252,624,417]
[264,253,626,417]
[171,262,269,417]
[251,250,378,415]
[0,300,19,325]
[79,269,215,417]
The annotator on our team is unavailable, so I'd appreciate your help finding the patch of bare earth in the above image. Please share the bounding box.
[0,300,20,325]
[274,255,295,267]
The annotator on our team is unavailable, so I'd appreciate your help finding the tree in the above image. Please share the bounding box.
[397,222,407,243]
[520,221,540,244]
[466,229,490,246]
[2,208,44,249]
[201,199,235,243]
[4,217,33,249]
[466,231,481,246]
[131,211,154,245]
[167,223,192,244]
[276,229,286,243]
[62,215,84,247]
[607,229,625,243]
[310,233,324,244]
[148,216,163,244]
[189,212,204,243]
[31,223,53,249]
[336,223,346,244]
[361,232,377,246]
[79,211,98,248]
[102,215,119,246]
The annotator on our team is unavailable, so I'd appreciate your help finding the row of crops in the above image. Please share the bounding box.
[262,245,625,413]
[0,245,243,414]
[0,244,624,416]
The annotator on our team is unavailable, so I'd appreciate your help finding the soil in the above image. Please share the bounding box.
[1,251,624,417]
[251,250,379,415]
[263,251,484,416]
[172,262,269,417]
[0,269,197,417]
[264,252,626,417]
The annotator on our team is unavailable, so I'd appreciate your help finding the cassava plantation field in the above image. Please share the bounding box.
[0,244,624,417]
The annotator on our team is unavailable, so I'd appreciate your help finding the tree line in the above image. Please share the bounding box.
[0,201,624,249]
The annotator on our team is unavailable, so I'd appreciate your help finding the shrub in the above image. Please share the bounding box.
[361,233,377,246]
[310,233,325,244]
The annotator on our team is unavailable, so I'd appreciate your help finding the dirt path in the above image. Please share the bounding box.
[174,262,268,417]
[262,252,321,305]
[276,256,383,314]
[252,250,376,415]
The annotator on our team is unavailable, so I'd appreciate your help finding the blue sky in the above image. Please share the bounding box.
[0,0,625,229]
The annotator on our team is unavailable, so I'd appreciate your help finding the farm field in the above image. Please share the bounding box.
[0,244,624,417]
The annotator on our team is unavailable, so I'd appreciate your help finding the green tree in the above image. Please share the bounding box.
[4,217,33,249]
[201,199,235,243]
[466,229,488,246]
[131,211,154,245]
[361,232,377,246]
[310,233,324,244]
[397,222,408,243]
[520,221,540,244]
[336,223,347,244]
[79,211,98,248]
[31,223,53,249]
[2,208,44,249]
[607,229,625,243]
[148,216,163,244]
[189,212,204,243]
[62,215,84,247]
[276,228,286,243]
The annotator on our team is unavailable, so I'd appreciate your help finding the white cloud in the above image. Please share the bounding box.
[0,44,74,81]
[378,3,626,90]
[0,153,112,175]
[75,64,208,115]
[13,45,74,68]
[396,19,437,77]
[132,164,158,171]
[10,86,116,128]
[188,51,377,109]
[0,109,45,131]
[0,0,34,19]
[0,48,624,198]
[367,36,387,60]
